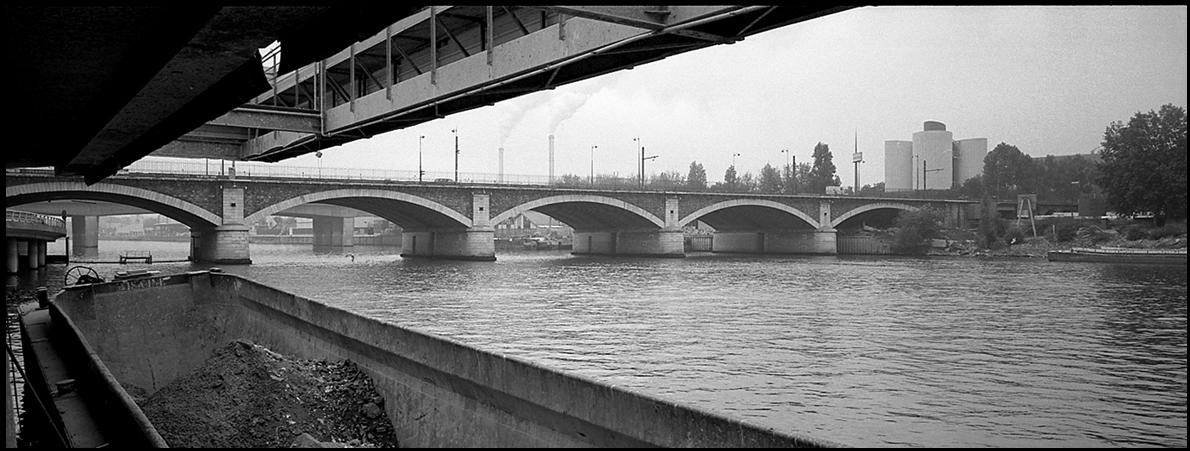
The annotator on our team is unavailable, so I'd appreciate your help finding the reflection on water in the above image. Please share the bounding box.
[13,240,1189,447]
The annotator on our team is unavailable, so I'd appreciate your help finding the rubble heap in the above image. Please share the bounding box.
[136,340,399,448]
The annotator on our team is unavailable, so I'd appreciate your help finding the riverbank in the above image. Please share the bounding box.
[927,228,1188,258]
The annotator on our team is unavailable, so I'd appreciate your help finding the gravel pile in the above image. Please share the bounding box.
[136,340,399,448]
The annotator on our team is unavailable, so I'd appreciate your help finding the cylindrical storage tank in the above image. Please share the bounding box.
[884,140,914,192]
[913,126,953,190]
[923,121,946,132]
[953,138,987,189]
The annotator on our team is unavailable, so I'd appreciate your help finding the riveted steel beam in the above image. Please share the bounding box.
[205,106,321,133]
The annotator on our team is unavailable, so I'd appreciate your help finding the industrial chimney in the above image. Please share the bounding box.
[548,135,555,184]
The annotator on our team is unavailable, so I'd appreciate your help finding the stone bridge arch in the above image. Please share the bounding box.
[246,188,474,230]
[491,194,665,231]
[6,181,222,229]
[831,202,918,230]
[678,199,820,230]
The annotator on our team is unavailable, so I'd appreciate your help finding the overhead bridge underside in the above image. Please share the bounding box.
[154,5,854,164]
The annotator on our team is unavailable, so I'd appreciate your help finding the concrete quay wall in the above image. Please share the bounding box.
[51,271,838,448]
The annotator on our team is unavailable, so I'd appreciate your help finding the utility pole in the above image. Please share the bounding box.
[852,130,863,194]
[641,147,658,188]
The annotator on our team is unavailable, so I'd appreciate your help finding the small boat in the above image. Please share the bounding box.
[113,269,163,280]
[1047,247,1187,265]
[521,236,559,250]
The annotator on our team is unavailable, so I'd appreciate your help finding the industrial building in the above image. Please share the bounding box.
[885,121,987,191]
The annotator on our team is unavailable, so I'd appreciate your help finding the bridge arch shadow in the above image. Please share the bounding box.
[6,181,222,229]
[245,189,474,230]
[491,195,664,231]
[679,200,819,231]
[832,202,919,230]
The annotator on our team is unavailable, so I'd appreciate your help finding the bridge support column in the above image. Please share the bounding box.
[572,229,685,257]
[401,228,495,261]
[190,186,251,264]
[37,241,46,268]
[5,239,16,274]
[191,225,251,264]
[313,216,354,253]
[711,230,837,255]
[71,215,99,258]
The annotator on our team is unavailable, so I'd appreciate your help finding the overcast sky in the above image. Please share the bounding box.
[289,5,1187,189]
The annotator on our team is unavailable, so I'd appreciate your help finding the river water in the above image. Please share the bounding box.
[10,240,1187,447]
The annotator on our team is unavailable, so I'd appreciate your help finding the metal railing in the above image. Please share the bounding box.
[6,209,66,228]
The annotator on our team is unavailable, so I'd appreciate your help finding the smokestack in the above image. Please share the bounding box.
[549,135,555,184]
[499,147,504,184]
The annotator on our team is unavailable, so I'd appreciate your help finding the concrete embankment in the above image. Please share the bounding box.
[40,270,841,447]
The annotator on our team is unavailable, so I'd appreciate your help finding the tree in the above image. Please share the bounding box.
[794,162,812,193]
[858,181,885,196]
[891,207,945,255]
[650,170,685,189]
[782,162,797,194]
[1097,103,1188,224]
[982,142,1036,197]
[807,142,838,194]
[955,174,984,199]
[687,161,708,190]
[758,163,783,193]
[723,165,739,191]
[739,171,757,193]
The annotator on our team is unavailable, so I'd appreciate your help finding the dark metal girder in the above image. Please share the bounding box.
[206,106,321,133]
[435,15,472,58]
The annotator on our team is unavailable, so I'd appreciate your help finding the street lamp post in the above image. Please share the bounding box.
[922,159,942,191]
[633,137,641,186]
[316,150,323,178]
[453,128,459,182]
[419,135,425,182]
[641,148,658,187]
[590,144,597,185]
[780,148,790,193]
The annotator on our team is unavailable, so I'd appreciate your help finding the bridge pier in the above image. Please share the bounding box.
[572,229,685,258]
[5,239,51,274]
[71,215,100,258]
[189,186,251,264]
[710,230,838,255]
[401,228,495,261]
[190,225,251,264]
[313,216,354,253]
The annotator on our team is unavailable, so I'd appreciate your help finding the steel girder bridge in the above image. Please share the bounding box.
[155,6,854,165]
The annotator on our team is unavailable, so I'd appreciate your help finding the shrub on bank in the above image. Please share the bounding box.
[1146,223,1187,240]
[1002,225,1026,246]
[891,207,944,254]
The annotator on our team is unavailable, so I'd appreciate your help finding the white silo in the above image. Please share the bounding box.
[953,137,987,189]
[884,140,914,192]
[913,121,953,190]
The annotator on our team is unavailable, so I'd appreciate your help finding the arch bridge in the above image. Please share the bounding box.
[6,170,972,263]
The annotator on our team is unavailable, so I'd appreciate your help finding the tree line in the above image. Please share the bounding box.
[552,103,1186,226]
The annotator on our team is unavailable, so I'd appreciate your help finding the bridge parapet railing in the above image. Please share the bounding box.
[6,209,66,229]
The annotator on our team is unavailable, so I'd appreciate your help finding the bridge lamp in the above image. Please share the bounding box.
[633,137,641,185]
[642,151,658,187]
[590,145,598,186]
[419,135,425,183]
[315,150,323,179]
[453,128,460,182]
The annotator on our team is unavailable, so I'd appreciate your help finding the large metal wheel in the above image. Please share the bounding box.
[65,265,103,286]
